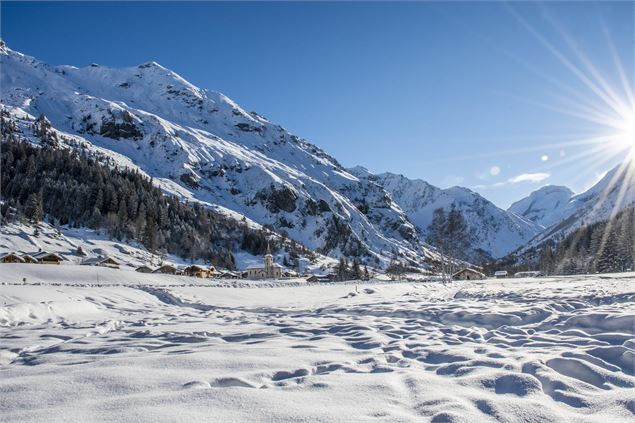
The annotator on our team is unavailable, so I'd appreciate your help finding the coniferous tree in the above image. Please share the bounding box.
[24,192,43,223]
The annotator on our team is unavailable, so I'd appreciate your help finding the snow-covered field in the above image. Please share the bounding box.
[1,266,633,422]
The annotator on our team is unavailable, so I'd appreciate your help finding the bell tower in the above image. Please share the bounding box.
[264,242,273,278]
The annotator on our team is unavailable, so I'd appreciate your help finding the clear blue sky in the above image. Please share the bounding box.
[2,1,634,208]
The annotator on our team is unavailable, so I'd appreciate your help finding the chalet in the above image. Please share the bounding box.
[135,265,155,273]
[81,256,120,269]
[452,268,486,281]
[21,254,38,264]
[219,271,241,279]
[33,252,65,265]
[153,264,181,275]
[494,270,508,279]
[306,274,336,283]
[243,245,282,280]
[0,253,26,264]
[183,265,211,278]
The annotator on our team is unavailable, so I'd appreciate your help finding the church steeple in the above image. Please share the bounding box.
[264,241,273,277]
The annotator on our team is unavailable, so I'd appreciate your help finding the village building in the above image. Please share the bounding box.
[306,273,336,283]
[32,252,65,264]
[135,265,155,273]
[183,265,211,278]
[81,256,120,269]
[0,252,26,264]
[21,254,38,263]
[494,270,508,279]
[452,268,486,281]
[219,271,241,279]
[243,245,282,279]
[153,264,181,275]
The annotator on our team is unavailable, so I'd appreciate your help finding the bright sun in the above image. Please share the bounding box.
[611,109,635,159]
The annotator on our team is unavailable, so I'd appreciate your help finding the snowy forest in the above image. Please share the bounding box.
[493,204,635,276]
[536,205,635,274]
[0,116,314,269]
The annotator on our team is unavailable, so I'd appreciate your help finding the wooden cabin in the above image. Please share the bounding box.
[0,253,26,264]
[452,268,486,281]
[183,265,210,278]
[81,256,120,269]
[135,265,155,273]
[306,274,336,283]
[21,254,38,264]
[153,264,181,275]
[33,252,65,264]
[219,271,241,279]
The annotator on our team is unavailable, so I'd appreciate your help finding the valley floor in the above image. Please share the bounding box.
[1,265,634,422]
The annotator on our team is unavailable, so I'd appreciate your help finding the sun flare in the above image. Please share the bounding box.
[614,109,635,160]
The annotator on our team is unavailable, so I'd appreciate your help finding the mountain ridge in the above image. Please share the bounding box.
[0,43,434,268]
[2,42,633,266]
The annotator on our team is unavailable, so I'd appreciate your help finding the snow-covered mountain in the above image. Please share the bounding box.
[508,185,574,229]
[3,42,631,265]
[518,160,635,252]
[350,168,543,259]
[0,42,434,268]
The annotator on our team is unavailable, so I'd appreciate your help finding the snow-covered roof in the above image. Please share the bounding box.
[184,264,208,271]
[0,252,25,262]
[135,265,155,271]
[32,251,65,261]
[81,256,120,266]
[452,268,485,278]
[245,265,264,270]
[153,264,178,272]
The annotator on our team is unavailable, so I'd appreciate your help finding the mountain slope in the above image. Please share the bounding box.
[517,160,635,254]
[508,185,574,229]
[350,168,543,259]
[0,42,434,268]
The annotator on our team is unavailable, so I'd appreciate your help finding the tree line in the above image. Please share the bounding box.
[536,204,635,274]
[493,204,635,276]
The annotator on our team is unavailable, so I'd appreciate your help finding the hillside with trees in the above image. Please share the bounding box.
[494,204,635,276]
[537,204,635,275]
[1,118,313,269]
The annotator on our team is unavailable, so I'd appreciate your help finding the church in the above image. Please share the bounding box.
[244,245,283,279]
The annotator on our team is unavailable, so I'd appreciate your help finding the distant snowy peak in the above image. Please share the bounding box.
[519,159,635,253]
[351,171,543,259]
[508,185,574,229]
